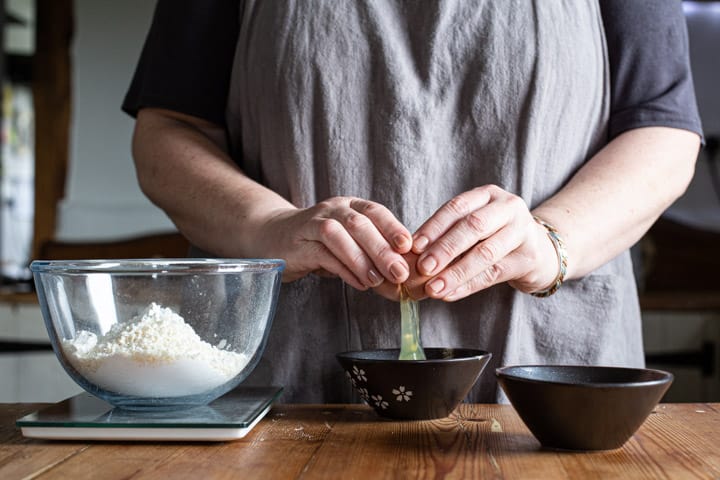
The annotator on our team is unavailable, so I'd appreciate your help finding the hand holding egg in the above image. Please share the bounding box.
[372,251,432,301]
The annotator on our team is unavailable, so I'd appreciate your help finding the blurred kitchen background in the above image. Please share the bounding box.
[0,0,719,403]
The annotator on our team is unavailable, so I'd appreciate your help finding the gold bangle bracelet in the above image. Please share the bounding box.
[530,216,568,298]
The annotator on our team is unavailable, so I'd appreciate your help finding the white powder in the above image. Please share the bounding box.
[62,303,250,397]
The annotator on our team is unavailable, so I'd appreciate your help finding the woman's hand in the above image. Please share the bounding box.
[249,197,413,291]
[409,185,560,301]
[372,251,432,301]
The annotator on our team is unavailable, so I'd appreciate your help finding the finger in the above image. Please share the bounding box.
[317,256,368,291]
[412,186,497,254]
[312,245,368,291]
[372,281,402,302]
[309,217,383,288]
[349,199,413,252]
[341,206,409,284]
[424,225,525,298]
[441,252,531,302]
[416,200,511,277]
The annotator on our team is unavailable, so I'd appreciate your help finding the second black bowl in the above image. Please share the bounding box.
[496,365,673,451]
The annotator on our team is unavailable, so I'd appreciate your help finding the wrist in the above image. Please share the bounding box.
[529,215,568,297]
[241,204,297,258]
[230,179,298,258]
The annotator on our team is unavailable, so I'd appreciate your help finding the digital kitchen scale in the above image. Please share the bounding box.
[16,385,283,442]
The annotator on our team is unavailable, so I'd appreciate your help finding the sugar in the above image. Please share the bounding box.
[62,303,250,397]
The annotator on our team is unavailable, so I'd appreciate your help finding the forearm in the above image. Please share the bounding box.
[132,108,413,290]
[532,127,700,280]
[132,108,295,257]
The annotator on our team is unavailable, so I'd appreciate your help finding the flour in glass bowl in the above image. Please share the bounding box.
[61,303,250,397]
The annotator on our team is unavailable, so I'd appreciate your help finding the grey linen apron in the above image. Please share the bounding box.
[222,0,644,403]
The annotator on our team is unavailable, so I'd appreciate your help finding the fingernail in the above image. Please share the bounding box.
[413,235,429,252]
[420,255,437,275]
[393,234,410,250]
[428,278,445,295]
[389,261,409,282]
[367,269,383,287]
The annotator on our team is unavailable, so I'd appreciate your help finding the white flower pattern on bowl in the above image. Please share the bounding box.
[346,366,415,409]
[352,365,367,382]
[392,386,413,402]
[371,395,389,409]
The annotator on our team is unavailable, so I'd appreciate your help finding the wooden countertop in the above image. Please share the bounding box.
[1,402,719,479]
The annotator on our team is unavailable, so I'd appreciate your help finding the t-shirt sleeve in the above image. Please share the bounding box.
[122,0,240,126]
[599,0,704,140]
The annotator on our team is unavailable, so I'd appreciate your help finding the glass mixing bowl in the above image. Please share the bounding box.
[31,258,284,410]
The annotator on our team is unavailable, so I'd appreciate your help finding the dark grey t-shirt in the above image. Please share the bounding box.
[123,0,703,141]
[600,0,702,139]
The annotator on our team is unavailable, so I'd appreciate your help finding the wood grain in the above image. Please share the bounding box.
[39,232,190,260]
[31,0,73,262]
[1,403,718,479]
[0,404,87,480]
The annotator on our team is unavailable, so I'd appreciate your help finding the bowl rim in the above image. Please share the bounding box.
[30,258,285,274]
[495,364,673,388]
[337,347,492,364]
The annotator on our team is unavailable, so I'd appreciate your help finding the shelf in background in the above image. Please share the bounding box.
[640,291,720,311]
[0,290,37,304]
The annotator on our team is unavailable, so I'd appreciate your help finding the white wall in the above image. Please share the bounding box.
[56,0,176,242]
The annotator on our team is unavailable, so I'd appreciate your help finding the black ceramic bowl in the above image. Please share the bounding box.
[337,348,491,420]
[496,365,673,451]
